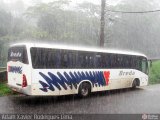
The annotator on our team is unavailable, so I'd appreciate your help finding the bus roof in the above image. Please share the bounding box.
[10,43,147,58]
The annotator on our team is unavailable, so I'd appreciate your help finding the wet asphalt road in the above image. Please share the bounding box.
[0,84,160,114]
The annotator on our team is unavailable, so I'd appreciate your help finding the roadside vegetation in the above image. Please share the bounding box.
[149,60,160,84]
[0,83,12,96]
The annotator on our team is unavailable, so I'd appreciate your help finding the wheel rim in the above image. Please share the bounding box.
[81,86,89,96]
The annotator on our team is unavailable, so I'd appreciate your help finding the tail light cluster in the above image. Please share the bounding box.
[22,74,27,88]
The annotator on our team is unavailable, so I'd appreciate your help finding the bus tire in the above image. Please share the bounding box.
[78,82,91,97]
[132,79,139,89]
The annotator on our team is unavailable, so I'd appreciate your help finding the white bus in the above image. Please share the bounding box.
[7,43,148,97]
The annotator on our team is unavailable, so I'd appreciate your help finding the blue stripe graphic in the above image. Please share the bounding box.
[39,71,106,92]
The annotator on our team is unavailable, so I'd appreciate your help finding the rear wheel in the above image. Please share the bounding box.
[78,82,91,97]
[132,79,137,89]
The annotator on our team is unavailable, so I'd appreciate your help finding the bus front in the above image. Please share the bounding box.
[7,45,32,95]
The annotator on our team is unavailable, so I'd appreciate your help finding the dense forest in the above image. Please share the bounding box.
[0,0,160,67]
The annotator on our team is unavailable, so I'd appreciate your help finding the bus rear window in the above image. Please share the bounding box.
[8,46,28,64]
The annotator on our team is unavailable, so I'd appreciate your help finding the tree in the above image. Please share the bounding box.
[100,0,106,47]
[0,10,12,37]
[25,0,100,45]
[13,0,25,17]
[103,0,160,58]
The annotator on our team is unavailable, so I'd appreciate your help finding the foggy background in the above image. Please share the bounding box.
[0,0,160,67]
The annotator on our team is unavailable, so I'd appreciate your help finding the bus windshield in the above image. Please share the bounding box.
[8,45,28,64]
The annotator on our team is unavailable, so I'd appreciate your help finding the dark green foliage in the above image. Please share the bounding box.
[0,83,12,96]
[25,1,100,44]
[149,61,160,84]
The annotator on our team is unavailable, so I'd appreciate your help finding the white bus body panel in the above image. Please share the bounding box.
[30,69,148,96]
[7,45,32,95]
[7,61,32,95]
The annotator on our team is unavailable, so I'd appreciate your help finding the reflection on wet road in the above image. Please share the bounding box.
[0,84,160,114]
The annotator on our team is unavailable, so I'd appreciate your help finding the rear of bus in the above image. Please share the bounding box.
[7,45,32,95]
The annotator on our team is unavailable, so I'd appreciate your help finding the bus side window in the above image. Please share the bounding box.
[36,48,44,68]
[137,58,142,71]
[106,54,110,68]
[125,56,129,68]
[84,54,90,68]
[101,54,107,68]
[88,53,94,68]
[47,50,53,68]
[61,51,68,68]
[131,56,139,70]
[55,50,61,68]
[68,52,76,68]
[95,54,102,68]
[116,55,122,68]
[76,51,84,68]
[110,54,116,68]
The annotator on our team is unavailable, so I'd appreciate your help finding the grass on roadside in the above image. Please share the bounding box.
[0,83,12,96]
[149,60,160,84]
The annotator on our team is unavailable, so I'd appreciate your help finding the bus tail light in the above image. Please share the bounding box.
[22,74,27,88]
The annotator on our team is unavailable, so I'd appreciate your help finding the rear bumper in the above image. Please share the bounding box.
[7,84,31,95]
